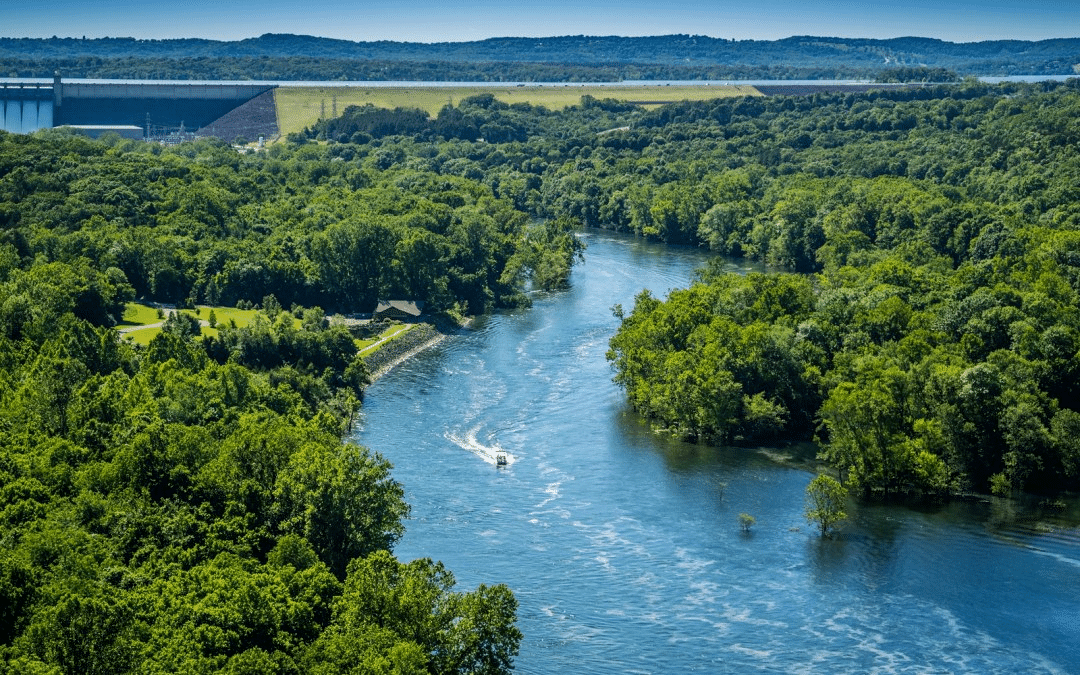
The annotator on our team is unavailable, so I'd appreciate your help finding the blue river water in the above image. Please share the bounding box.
[354,230,1080,674]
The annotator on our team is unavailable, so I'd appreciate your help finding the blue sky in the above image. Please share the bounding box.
[2,0,1077,43]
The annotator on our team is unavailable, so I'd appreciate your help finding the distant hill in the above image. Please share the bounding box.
[1,34,1077,81]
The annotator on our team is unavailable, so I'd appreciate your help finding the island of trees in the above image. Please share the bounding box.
[3,72,1080,671]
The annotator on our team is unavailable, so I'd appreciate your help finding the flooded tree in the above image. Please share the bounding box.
[805,474,848,537]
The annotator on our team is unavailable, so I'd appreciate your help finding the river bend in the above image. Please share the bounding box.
[355,230,1080,674]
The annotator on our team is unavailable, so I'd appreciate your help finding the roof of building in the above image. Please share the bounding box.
[374,300,425,316]
[60,124,143,130]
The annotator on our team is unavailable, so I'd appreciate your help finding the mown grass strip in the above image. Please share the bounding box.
[357,323,415,353]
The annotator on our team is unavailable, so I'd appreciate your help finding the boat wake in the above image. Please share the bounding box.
[446,425,516,466]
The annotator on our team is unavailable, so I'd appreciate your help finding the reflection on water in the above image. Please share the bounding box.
[356,230,1080,674]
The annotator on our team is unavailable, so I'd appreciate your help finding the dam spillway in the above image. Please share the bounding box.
[0,83,54,134]
[0,77,275,136]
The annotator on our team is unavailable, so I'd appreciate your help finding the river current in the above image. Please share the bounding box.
[354,230,1080,674]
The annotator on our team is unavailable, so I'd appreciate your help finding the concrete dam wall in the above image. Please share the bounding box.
[0,84,54,134]
[0,78,275,135]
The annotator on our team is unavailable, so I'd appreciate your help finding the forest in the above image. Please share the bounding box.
[600,80,1080,499]
[2,33,1076,80]
[3,75,1080,671]
[0,123,588,672]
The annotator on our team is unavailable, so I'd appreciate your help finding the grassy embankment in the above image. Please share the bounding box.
[355,323,413,353]
[273,84,760,137]
[116,302,161,329]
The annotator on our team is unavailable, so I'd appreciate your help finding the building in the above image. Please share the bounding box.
[60,125,145,140]
[373,300,425,321]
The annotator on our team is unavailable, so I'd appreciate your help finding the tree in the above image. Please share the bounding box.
[441,583,522,675]
[161,310,202,339]
[738,513,756,532]
[312,218,396,309]
[20,591,137,675]
[805,474,848,537]
[309,550,522,675]
[273,442,408,579]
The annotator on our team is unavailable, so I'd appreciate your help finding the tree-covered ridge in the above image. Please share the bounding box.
[0,56,887,83]
[3,33,1078,71]
[0,304,523,671]
[602,79,1080,499]
[1,33,1075,80]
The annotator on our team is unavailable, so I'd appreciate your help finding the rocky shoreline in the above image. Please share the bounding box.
[361,317,470,382]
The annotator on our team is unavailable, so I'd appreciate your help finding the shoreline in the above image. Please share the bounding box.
[362,316,472,383]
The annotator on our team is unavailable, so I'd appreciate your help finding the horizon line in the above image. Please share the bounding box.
[3,32,1080,46]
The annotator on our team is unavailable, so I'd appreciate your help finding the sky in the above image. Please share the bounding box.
[2,0,1078,44]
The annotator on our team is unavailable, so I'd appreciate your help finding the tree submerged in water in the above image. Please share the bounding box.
[805,474,848,537]
[738,513,756,532]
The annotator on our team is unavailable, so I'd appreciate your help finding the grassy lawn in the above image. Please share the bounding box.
[274,84,760,137]
[118,303,415,353]
[123,327,161,346]
[183,306,266,339]
[118,302,163,327]
[118,304,293,345]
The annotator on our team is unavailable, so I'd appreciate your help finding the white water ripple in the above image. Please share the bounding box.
[445,425,516,466]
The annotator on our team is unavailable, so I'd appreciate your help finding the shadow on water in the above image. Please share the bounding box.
[806,534,851,585]
[805,500,904,592]
[610,402,821,476]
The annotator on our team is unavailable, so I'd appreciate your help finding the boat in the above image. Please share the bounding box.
[495,451,508,466]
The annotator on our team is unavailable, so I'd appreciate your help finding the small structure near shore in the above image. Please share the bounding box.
[374,299,425,322]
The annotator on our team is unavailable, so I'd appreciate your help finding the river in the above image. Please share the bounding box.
[354,230,1080,674]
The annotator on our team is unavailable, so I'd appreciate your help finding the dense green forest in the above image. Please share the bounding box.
[1,33,1075,80]
[5,73,1080,671]
[598,80,1080,499]
[0,127,594,671]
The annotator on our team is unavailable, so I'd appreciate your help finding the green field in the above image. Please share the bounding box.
[274,84,760,137]
[118,302,162,327]
[122,325,164,346]
[189,306,265,334]
[118,303,414,355]
[118,304,284,345]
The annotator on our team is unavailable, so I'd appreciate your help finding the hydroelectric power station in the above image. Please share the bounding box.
[0,75,275,139]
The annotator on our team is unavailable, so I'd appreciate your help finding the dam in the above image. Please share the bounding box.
[0,82,53,134]
[0,76,276,137]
